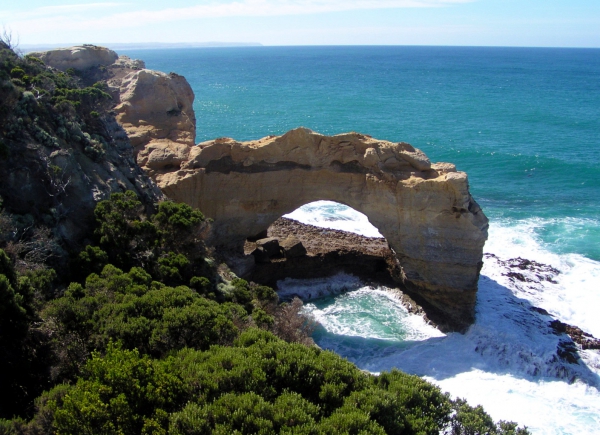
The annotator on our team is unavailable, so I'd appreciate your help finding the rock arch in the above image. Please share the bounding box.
[28,46,487,330]
[152,128,489,331]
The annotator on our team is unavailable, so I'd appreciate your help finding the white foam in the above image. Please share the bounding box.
[429,372,600,435]
[301,283,443,342]
[276,272,363,300]
[281,204,600,434]
[485,219,600,338]
[303,270,600,434]
[283,200,383,238]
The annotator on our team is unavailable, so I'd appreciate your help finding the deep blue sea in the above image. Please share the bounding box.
[121,46,600,434]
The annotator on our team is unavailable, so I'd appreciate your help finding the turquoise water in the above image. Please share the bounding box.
[120,46,600,433]
[122,46,600,260]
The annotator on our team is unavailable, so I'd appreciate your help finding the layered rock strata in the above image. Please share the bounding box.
[30,45,489,330]
[153,128,489,330]
[30,45,197,173]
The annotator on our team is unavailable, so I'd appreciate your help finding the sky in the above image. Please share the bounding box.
[1,0,599,47]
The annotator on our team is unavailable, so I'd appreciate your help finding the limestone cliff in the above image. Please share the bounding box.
[0,43,164,270]
[25,44,489,330]
[149,128,489,330]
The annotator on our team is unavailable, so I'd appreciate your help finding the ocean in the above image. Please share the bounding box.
[121,46,600,434]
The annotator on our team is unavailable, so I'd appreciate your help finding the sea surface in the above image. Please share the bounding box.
[122,46,600,434]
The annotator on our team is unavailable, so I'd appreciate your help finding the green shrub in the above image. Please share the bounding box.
[189,276,211,293]
[53,343,184,435]
[43,264,240,364]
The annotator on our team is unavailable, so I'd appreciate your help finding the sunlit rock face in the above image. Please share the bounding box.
[151,127,489,331]
[29,45,119,71]
[114,69,196,168]
[31,45,488,331]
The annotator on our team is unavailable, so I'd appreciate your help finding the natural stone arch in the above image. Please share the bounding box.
[152,128,489,331]
[28,46,487,329]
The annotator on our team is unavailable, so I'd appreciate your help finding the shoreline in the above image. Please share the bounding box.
[241,218,600,360]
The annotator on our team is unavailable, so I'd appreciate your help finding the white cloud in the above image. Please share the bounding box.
[9,0,474,27]
[2,3,126,20]
[6,0,477,42]
[114,0,475,21]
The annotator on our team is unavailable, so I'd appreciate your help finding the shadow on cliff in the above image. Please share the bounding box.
[309,273,600,389]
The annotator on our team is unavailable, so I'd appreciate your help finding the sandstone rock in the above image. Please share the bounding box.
[280,236,307,258]
[155,127,489,330]
[114,69,196,174]
[255,237,281,258]
[29,45,118,71]
[29,46,488,331]
[251,247,271,264]
[113,55,145,70]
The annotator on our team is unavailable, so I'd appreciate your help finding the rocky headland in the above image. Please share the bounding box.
[0,42,584,434]
[23,44,491,332]
[1,44,164,268]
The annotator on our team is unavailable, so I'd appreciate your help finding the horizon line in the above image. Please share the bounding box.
[20,42,600,52]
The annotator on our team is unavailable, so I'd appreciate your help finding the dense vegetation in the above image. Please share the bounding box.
[0,39,112,157]
[0,39,529,434]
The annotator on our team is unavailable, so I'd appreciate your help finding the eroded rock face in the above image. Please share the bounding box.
[114,70,196,166]
[29,45,118,71]
[27,45,488,330]
[151,127,489,330]
[31,45,197,176]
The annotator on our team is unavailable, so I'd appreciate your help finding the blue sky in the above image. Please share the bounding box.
[2,0,599,47]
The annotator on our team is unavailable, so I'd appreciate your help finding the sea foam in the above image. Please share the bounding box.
[281,201,600,435]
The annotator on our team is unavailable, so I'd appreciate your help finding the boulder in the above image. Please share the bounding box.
[280,236,307,258]
[251,247,270,264]
[29,45,118,71]
[255,237,281,258]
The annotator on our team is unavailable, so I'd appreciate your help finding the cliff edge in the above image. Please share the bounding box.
[30,45,489,331]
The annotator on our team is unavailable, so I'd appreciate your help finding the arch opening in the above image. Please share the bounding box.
[244,199,398,293]
[283,201,384,239]
[243,200,392,279]
[157,128,488,331]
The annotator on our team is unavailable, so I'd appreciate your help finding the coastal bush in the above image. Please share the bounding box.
[91,192,209,284]
[52,343,185,434]
[0,249,53,419]
[12,329,528,435]
[42,264,241,378]
[0,41,114,158]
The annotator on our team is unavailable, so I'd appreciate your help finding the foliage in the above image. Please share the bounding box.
[0,45,108,146]
[14,329,528,434]
[0,249,52,419]
[91,192,209,284]
[448,399,530,435]
[271,297,316,345]
[42,264,241,380]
